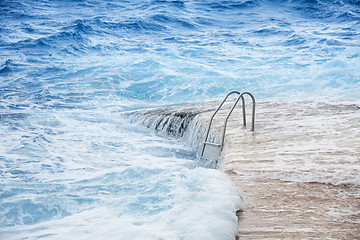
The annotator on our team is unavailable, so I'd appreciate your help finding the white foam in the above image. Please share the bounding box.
[1,168,241,240]
[0,105,242,240]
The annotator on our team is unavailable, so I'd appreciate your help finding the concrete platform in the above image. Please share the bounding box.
[134,100,360,239]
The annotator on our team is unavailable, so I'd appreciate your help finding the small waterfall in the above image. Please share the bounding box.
[126,104,223,168]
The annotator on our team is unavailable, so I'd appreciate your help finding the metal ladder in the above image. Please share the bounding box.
[200,91,255,158]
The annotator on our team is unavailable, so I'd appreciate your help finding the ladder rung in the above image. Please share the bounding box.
[204,142,221,147]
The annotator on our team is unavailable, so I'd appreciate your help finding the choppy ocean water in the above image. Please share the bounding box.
[1,0,359,239]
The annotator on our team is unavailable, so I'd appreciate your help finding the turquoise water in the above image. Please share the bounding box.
[1,0,359,239]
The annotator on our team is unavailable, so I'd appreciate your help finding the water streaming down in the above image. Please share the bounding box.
[1,0,360,239]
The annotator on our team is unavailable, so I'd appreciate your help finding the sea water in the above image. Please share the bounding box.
[0,0,359,239]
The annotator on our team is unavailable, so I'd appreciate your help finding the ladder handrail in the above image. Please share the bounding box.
[201,91,242,157]
[220,92,255,148]
[200,91,255,158]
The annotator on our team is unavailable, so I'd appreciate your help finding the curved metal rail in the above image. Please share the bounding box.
[200,91,255,158]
